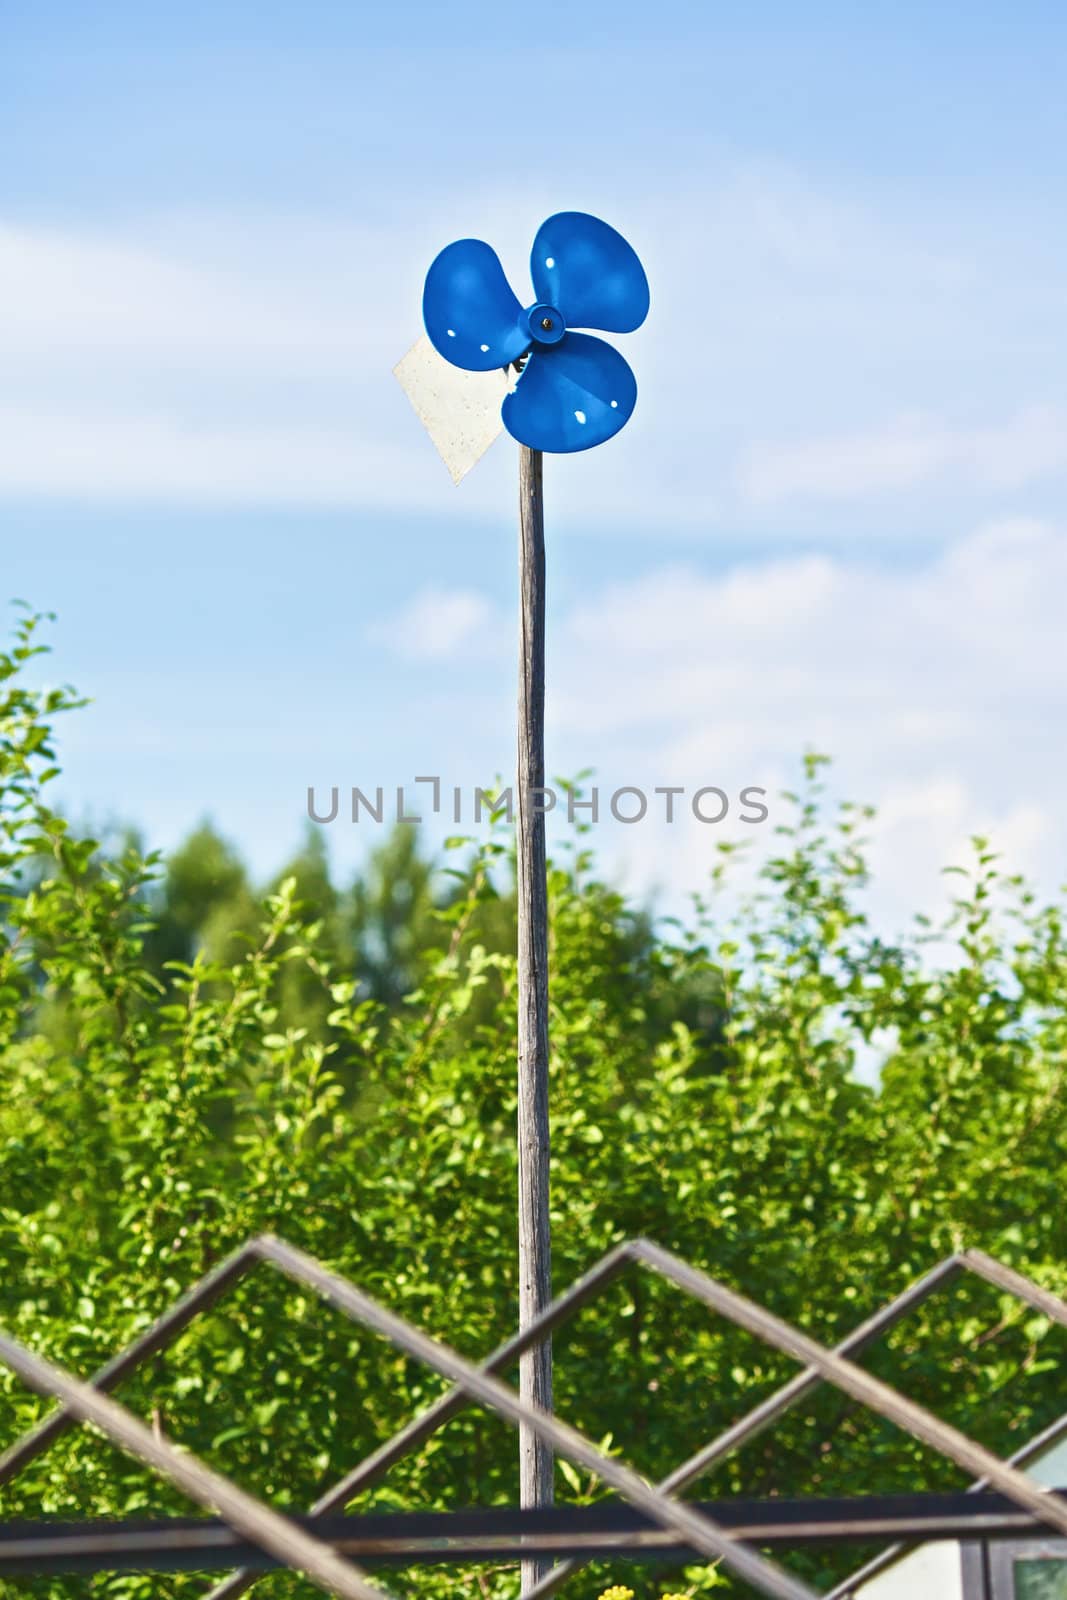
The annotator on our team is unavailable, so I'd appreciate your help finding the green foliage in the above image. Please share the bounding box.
[347,822,441,1007]
[145,820,259,972]
[2,612,1067,1600]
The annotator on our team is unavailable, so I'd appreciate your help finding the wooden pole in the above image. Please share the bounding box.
[516,443,552,1590]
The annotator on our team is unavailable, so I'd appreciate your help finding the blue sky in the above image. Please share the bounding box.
[3,1,1066,924]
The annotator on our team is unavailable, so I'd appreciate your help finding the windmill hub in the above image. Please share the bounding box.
[422,211,649,452]
[526,302,566,347]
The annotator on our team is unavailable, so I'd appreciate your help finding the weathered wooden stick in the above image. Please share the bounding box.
[516,443,552,1590]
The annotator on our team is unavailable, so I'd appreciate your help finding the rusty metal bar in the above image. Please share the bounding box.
[963,1250,1067,1328]
[630,1239,1067,1539]
[205,1250,966,1600]
[308,1241,634,1509]
[656,1254,968,1488]
[829,1254,1067,1600]
[202,1241,637,1600]
[0,1237,816,1600]
[3,1234,1064,1600]
[264,1242,1065,1600]
[525,1245,1067,1600]
[520,1252,970,1600]
[4,1490,1067,1577]
[0,1242,260,1489]
[251,1235,820,1600]
[0,1326,390,1600]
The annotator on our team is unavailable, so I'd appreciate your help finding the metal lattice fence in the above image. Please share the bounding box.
[1,1237,1065,1600]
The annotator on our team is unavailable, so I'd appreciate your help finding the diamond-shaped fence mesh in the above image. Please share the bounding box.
[1,1239,1065,1600]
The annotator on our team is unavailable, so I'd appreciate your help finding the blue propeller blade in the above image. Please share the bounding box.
[502,332,638,453]
[530,212,650,335]
[423,239,530,372]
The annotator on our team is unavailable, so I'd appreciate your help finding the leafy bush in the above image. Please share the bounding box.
[2,607,1067,1600]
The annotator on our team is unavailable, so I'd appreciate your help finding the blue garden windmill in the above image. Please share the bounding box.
[423,211,649,453]
[409,212,649,1592]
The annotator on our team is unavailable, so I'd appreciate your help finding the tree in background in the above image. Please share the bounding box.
[3,608,1067,1600]
[347,820,442,1006]
[144,820,259,971]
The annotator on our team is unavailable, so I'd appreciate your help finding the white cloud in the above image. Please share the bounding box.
[545,517,1067,924]
[1,166,1064,533]
[0,407,423,507]
[371,586,498,662]
[0,219,391,371]
[737,408,1067,505]
[0,216,457,510]
[866,777,1051,897]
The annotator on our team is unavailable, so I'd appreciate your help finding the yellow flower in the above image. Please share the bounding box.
[661,1592,692,1600]
[597,1588,635,1600]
